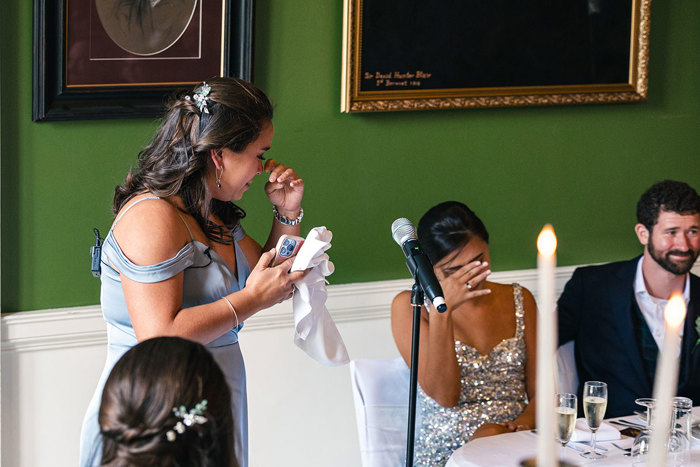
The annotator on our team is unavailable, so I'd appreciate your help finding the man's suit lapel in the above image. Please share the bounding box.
[678,274,699,389]
[609,258,651,393]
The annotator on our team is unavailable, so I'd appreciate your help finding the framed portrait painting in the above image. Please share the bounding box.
[33,0,253,121]
[341,0,651,113]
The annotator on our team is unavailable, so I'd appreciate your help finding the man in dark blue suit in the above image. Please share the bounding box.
[558,180,700,418]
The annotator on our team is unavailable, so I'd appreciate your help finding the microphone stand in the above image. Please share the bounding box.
[405,282,423,467]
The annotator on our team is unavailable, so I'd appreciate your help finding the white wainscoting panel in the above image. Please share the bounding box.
[6,262,696,467]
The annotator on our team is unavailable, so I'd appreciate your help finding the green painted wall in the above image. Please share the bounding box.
[2,1,698,312]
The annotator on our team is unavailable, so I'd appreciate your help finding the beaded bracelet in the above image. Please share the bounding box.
[273,206,304,226]
[221,296,239,329]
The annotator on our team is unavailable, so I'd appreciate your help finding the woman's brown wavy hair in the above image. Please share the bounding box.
[113,77,273,244]
[99,336,236,466]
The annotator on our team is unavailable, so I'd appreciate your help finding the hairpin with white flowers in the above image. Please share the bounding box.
[165,399,208,442]
[192,82,211,114]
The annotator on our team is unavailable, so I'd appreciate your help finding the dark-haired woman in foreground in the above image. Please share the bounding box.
[100,336,234,466]
[80,78,308,466]
[391,201,537,466]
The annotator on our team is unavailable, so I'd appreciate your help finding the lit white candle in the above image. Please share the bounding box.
[536,225,558,467]
[648,293,687,466]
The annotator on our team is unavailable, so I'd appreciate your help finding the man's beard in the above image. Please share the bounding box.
[648,242,699,275]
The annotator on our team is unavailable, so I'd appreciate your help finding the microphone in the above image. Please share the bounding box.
[391,218,447,313]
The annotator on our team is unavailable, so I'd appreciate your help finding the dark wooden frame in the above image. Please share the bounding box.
[33,0,254,121]
[341,0,651,113]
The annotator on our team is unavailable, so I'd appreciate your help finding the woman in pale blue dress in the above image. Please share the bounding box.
[80,78,308,466]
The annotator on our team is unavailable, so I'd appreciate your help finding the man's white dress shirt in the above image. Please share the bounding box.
[633,256,690,357]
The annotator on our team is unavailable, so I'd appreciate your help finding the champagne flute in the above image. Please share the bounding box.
[581,381,607,459]
[555,393,577,455]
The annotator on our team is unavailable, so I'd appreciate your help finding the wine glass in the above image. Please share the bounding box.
[581,381,607,459]
[635,397,655,425]
[631,398,654,464]
[555,393,577,455]
[668,397,692,465]
[632,397,692,466]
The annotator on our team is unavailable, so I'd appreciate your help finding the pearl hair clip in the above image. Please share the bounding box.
[193,82,211,114]
[165,399,208,442]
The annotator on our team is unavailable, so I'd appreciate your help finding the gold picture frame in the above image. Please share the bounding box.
[341,0,650,113]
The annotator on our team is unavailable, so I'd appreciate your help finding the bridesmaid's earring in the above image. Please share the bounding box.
[216,168,223,189]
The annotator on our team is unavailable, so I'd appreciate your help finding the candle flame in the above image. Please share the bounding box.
[664,292,687,327]
[537,224,557,257]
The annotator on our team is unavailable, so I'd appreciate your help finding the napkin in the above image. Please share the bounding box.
[290,227,350,366]
[570,418,621,442]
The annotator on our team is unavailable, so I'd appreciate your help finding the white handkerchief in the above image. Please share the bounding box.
[570,418,620,442]
[290,227,350,366]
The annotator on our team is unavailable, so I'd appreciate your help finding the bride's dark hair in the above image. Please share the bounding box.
[99,336,236,466]
[113,77,273,244]
[418,201,490,265]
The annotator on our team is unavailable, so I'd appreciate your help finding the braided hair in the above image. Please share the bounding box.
[98,337,236,466]
[113,77,274,244]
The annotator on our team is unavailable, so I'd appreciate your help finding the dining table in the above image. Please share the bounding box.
[446,406,700,466]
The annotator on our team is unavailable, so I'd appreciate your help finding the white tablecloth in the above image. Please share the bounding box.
[446,407,700,466]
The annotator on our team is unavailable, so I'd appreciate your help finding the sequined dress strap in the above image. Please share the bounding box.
[513,283,525,340]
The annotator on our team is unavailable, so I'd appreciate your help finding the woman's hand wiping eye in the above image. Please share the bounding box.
[263,158,304,214]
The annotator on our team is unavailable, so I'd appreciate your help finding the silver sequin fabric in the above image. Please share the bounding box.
[414,284,528,466]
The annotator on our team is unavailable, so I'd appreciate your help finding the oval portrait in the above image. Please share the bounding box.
[95,0,198,56]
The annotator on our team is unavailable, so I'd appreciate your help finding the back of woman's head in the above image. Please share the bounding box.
[113,77,274,240]
[417,201,489,265]
[99,336,235,466]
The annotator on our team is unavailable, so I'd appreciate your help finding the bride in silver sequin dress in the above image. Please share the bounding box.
[391,202,538,466]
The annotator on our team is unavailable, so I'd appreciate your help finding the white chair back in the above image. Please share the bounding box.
[349,357,410,467]
[556,341,579,395]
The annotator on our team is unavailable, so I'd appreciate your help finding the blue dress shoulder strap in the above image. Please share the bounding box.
[102,196,200,283]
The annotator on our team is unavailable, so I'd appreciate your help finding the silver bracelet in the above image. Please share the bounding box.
[273,206,304,226]
[221,296,239,329]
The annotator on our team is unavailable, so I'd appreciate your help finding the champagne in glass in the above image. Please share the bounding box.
[556,407,577,442]
[583,395,607,429]
[581,381,608,459]
[555,393,577,449]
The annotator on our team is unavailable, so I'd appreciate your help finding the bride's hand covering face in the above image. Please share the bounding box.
[433,237,492,312]
[436,260,491,311]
